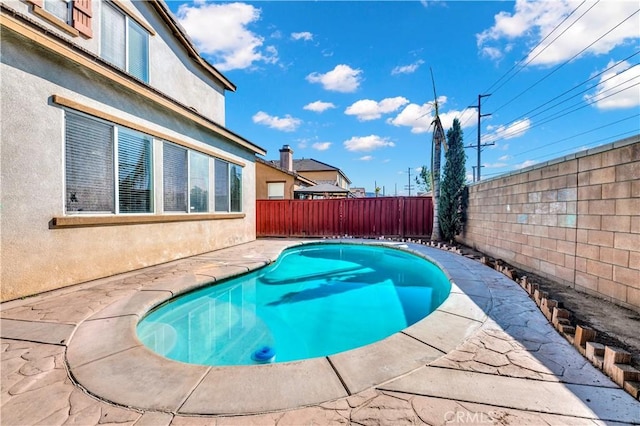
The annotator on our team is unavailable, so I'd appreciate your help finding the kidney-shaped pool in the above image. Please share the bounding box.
[137,243,451,366]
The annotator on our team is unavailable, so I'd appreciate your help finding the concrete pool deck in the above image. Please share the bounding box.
[1,238,639,425]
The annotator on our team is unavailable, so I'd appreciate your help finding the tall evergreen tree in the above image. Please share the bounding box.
[438,118,466,243]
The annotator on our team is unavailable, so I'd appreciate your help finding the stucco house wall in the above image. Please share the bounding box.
[1,1,263,302]
[255,162,296,200]
[458,136,640,312]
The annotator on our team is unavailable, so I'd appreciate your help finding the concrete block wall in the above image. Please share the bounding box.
[459,136,639,312]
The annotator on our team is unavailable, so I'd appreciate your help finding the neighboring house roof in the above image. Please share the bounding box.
[295,183,351,194]
[290,159,352,184]
[149,1,236,92]
[257,157,315,186]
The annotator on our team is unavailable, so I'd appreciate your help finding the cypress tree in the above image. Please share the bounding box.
[438,118,466,243]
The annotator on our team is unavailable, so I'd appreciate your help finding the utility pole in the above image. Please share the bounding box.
[407,167,412,196]
[466,94,493,182]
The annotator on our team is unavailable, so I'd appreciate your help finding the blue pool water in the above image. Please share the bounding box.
[137,243,451,366]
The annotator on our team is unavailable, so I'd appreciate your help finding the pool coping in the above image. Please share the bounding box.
[65,240,492,415]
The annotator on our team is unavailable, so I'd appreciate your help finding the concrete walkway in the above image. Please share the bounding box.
[1,239,639,425]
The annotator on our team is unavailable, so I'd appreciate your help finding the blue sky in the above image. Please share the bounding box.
[167,0,639,195]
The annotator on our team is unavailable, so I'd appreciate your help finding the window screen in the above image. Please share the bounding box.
[267,182,285,200]
[230,164,242,212]
[65,112,115,213]
[128,19,149,82]
[101,3,126,70]
[44,0,70,23]
[190,151,209,213]
[118,129,152,213]
[163,143,187,212]
[214,159,229,212]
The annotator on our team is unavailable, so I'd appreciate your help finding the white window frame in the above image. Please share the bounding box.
[101,1,149,82]
[267,182,285,200]
[64,110,154,215]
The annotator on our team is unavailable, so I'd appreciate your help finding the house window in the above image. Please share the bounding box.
[117,129,152,213]
[190,151,209,213]
[65,111,152,214]
[214,160,243,212]
[44,0,71,23]
[230,164,242,212]
[163,143,188,212]
[267,182,285,199]
[101,2,149,82]
[214,159,229,212]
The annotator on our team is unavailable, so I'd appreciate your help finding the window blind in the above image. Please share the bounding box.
[65,112,114,213]
[44,0,70,23]
[118,129,152,213]
[230,164,242,212]
[267,182,285,199]
[163,143,188,212]
[101,3,125,70]
[189,151,209,212]
[128,20,149,82]
[214,159,229,212]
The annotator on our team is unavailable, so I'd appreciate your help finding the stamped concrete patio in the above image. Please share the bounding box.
[1,239,639,425]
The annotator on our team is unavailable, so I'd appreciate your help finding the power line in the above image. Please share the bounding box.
[490,7,640,115]
[460,0,590,128]
[483,72,640,143]
[481,129,640,178]
[485,0,596,99]
[509,113,640,158]
[490,52,639,134]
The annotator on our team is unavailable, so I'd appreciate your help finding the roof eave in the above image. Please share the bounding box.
[149,0,236,92]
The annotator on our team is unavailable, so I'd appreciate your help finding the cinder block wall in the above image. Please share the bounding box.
[458,136,639,312]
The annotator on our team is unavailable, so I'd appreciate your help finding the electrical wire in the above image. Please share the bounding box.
[490,7,640,115]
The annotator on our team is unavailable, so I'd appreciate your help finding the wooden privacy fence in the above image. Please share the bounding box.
[256,196,433,238]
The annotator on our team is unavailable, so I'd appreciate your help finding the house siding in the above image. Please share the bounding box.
[0,4,258,302]
[255,162,297,200]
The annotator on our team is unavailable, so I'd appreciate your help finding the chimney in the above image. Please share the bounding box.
[279,144,293,172]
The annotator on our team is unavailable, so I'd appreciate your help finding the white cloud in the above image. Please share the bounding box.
[387,98,476,134]
[516,159,538,169]
[483,162,508,168]
[176,2,278,71]
[345,97,409,121]
[359,155,374,161]
[584,61,640,110]
[303,101,336,113]
[252,111,301,132]
[312,142,332,151]
[291,31,313,41]
[306,65,363,93]
[477,1,639,65]
[484,118,532,143]
[391,60,425,75]
[499,154,512,161]
[344,135,395,152]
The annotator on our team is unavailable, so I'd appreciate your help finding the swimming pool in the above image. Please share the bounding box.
[137,243,451,366]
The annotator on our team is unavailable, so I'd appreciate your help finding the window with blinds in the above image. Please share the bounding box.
[267,182,285,200]
[118,129,152,213]
[44,0,70,23]
[230,164,242,212]
[163,143,188,212]
[190,151,209,213]
[65,113,115,213]
[64,112,243,216]
[101,2,149,82]
[214,159,229,212]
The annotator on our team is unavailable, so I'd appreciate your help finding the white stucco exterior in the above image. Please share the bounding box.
[0,1,263,301]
